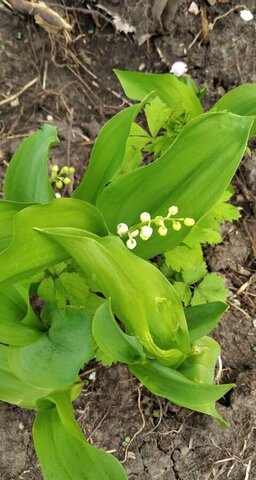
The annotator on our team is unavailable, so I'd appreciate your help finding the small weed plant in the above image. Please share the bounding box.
[1,70,255,479]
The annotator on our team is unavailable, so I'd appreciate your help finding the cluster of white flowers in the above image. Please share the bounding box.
[117,206,195,250]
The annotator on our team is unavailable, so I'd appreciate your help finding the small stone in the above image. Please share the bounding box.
[240,10,253,22]
[188,2,199,15]
[89,371,96,381]
[138,63,146,71]
[47,114,53,121]
[10,98,20,107]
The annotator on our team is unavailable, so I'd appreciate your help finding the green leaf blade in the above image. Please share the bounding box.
[97,112,253,259]
[115,69,203,118]
[72,103,143,204]
[3,124,57,203]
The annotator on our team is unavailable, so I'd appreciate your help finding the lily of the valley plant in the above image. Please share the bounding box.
[1,70,255,479]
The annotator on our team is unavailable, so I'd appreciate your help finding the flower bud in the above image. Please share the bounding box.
[117,223,129,236]
[168,206,179,216]
[55,180,63,189]
[68,166,76,174]
[51,165,59,174]
[61,166,69,174]
[63,177,72,185]
[140,212,151,222]
[158,225,168,236]
[126,238,137,250]
[140,225,153,241]
[172,221,182,231]
[184,217,195,227]
[130,229,139,238]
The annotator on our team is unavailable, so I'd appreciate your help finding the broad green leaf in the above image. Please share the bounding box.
[0,283,43,346]
[33,394,127,480]
[0,344,51,408]
[36,228,190,367]
[212,84,256,135]
[130,359,233,426]
[93,299,146,365]
[191,274,228,306]
[3,124,57,203]
[179,336,221,384]
[97,113,253,259]
[115,69,203,118]
[72,102,146,204]
[0,198,108,285]
[8,306,95,389]
[185,302,227,343]
[0,201,30,252]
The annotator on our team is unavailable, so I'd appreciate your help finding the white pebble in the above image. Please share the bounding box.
[89,371,96,381]
[47,114,53,122]
[188,2,199,16]
[240,10,253,22]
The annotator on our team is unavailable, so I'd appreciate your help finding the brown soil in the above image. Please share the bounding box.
[0,1,256,479]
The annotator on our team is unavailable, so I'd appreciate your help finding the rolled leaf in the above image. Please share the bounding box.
[97,113,253,259]
[130,359,233,426]
[33,392,128,480]
[34,227,190,367]
[4,124,57,203]
[93,299,146,365]
[185,301,228,343]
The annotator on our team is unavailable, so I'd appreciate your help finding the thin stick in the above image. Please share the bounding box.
[0,77,38,107]
[121,386,146,463]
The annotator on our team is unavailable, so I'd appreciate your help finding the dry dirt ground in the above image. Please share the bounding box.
[0,0,256,479]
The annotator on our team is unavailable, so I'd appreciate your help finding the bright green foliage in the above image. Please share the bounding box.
[191,274,228,306]
[162,188,240,307]
[0,70,255,479]
[4,124,57,203]
[97,112,250,259]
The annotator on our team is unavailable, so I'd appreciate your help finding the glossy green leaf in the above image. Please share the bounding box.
[72,102,144,204]
[130,359,233,426]
[0,198,108,285]
[0,201,30,252]
[213,84,256,135]
[185,301,228,343]
[0,283,43,346]
[0,344,51,408]
[36,227,190,367]
[8,306,95,389]
[3,124,57,203]
[97,113,253,259]
[93,299,146,365]
[33,392,127,480]
[115,69,203,118]
[179,336,220,384]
